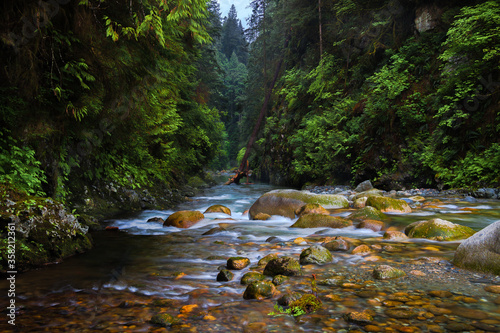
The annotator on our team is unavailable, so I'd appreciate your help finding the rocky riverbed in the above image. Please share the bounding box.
[1,182,499,332]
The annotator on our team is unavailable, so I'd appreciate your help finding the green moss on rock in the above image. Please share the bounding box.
[405,218,476,241]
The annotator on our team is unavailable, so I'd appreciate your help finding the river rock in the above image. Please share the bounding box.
[405,218,476,241]
[147,217,165,223]
[373,265,406,279]
[348,206,388,221]
[383,230,409,240]
[351,188,384,201]
[243,281,276,300]
[249,189,349,219]
[357,219,385,232]
[299,245,333,264]
[343,309,374,324]
[217,269,234,281]
[204,204,231,215]
[291,214,352,229]
[163,210,204,228]
[264,256,301,276]
[150,313,178,327]
[453,220,500,275]
[366,196,411,213]
[272,275,289,285]
[295,203,329,216]
[241,272,265,285]
[227,257,251,270]
[258,253,279,266]
[322,237,350,251]
[355,180,374,192]
[352,244,374,255]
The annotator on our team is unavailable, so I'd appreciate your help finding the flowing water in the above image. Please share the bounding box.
[2,182,500,332]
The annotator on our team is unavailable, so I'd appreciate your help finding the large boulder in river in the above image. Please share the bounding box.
[405,218,476,241]
[366,196,411,213]
[453,221,500,275]
[249,189,349,220]
[291,214,352,229]
[163,210,204,228]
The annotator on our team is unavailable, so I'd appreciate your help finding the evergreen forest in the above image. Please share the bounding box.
[1,0,499,206]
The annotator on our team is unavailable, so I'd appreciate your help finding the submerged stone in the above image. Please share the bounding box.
[373,265,406,280]
[150,313,178,327]
[322,237,350,251]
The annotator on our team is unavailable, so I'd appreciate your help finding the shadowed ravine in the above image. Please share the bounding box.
[1,183,500,332]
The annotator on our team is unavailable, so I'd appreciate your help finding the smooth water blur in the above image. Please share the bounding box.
[2,182,500,332]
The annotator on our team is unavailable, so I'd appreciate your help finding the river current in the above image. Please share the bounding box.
[1,182,500,332]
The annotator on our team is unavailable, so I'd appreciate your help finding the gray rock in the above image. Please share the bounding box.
[453,220,500,275]
[299,245,333,265]
[355,180,373,192]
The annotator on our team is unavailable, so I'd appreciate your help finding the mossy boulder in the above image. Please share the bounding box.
[241,272,265,285]
[348,206,388,221]
[227,256,251,270]
[300,245,333,265]
[351,188,384,201]
[0,189,93,273]
[217,269,234,281]
[258,253,279,266]
[272,275,289,286]
[243,281,276,300]
[453,220,500,275]
[295,203,329,217]
[163,210,204,228]
[366,196,411,213]
[405,218,476,241]
[203,205,231,215]
[264,256,301,276]
[249,189,348,219]
[373,265,406,279]
[291,214,352,229]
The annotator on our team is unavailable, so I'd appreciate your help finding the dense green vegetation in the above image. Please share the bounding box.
[241,0,500,189]
[0,0,224,201]
[1,0,499,205]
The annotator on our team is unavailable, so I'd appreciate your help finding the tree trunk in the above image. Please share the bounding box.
[225,31,291,185]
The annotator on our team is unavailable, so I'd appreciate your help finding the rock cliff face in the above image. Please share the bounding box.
[415,4,444,33]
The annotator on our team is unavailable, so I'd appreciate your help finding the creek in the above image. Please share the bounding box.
[1,181,500,332]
